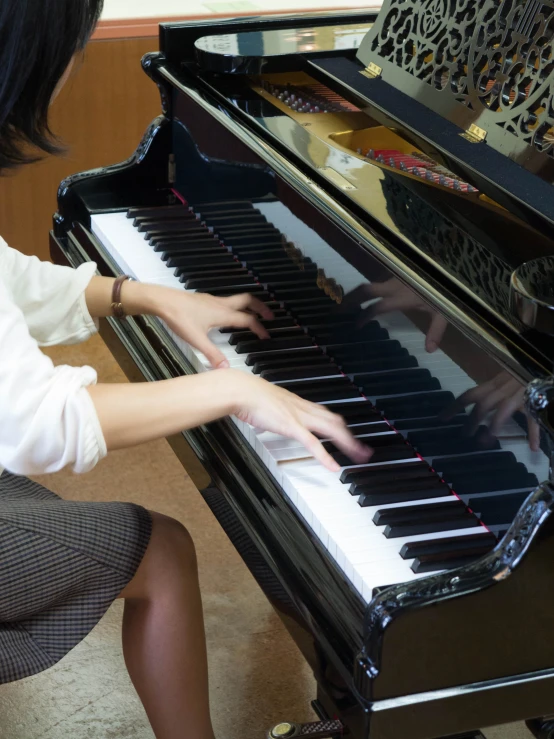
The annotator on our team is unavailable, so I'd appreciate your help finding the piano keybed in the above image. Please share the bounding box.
[91,199,548,603]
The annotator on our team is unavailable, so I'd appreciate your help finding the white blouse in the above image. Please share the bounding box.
[0,238,107,475]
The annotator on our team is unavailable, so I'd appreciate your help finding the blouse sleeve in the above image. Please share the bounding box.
[0,274,107,475]
[0,237,98,346]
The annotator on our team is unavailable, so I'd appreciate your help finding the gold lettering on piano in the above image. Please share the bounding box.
[461,123,487,143]
[360,62,382,79]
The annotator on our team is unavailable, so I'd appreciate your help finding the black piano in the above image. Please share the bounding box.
[51,3,554,737]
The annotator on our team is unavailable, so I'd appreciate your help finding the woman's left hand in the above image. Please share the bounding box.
[159,291,274,368]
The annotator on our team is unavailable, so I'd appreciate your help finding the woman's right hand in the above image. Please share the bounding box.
[231,371,373,472]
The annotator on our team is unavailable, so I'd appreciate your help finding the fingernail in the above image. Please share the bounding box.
[330,461,341,472]
[427,341,437,353]
[217,359,230,369]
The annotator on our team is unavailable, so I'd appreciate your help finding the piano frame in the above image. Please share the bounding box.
[50,14,554,738]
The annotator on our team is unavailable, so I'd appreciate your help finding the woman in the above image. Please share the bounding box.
[0,1,370,737]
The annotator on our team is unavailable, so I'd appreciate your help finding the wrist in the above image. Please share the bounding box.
[120,280,168,318]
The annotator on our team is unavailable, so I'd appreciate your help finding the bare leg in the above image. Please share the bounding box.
[118,512,215,739]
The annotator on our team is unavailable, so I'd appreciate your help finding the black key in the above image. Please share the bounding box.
[467,492,531,525]
[193,284,261,294]
[393,414,469,431]
[176,265,248,280]
[377,391,455,419]
[356,474,449,498]
[134,212,198,228]
[343,460,430,486]
[265,277,321,292]
[374,499,468,526]
[262,363,341,382]
[349,422,393,435]
[412,553,488,573]
[285,298,337,312]
[341,355,419,374]
[327,340,402,361]
[279,378,361,403]
[185,274,257,290]
[196,207,256,219]
[385,516,478,538]
[237,336,315,354]
[207,214,268,228]
[167,249,230,265]
[218,225,280,238]
[140,219,209,233]
[324,433,405,452]
[358,480,450,507]
[247,346,323,367]
[221,317,296,333]
[436,451,517,476]
[450,470,538,496]
[411,430,501,458]
[225,236,284,248]
[170,255,236,271]
[147,228,212,242]
[246,256,312,269]
[275,288,327,301]
[229,326,304,346]
[321,401,381,424]
[254,265,318,279]
[153,239,220,252]
[128,205,194,219]
[400,532,497,560]
[191,200,254,211]
[354,368,432,388]
[324,435,415,466]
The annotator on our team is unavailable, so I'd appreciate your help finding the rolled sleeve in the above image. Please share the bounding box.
[0,277,107,475]
[0,237,98,346]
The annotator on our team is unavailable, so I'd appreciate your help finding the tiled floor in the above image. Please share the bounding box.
[0,334,534,738]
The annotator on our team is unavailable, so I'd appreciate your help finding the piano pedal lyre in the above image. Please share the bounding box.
[526,717,554,739]
[267,719,344,738]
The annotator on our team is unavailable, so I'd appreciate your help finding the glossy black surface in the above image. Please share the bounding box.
[52,12,554,738]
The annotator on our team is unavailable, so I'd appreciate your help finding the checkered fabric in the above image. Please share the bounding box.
[0,471,151,684]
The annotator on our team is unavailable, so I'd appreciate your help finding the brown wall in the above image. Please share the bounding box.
[0,37,161,261]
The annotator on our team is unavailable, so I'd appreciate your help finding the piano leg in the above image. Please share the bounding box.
[526,718,554,738]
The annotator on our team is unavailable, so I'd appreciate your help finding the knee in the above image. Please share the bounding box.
[149,511,197,572]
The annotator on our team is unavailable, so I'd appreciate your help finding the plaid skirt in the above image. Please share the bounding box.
[0,470,152,684]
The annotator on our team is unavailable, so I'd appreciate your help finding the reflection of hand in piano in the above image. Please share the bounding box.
[344,279,448,353]
[442,372,540,451]
[157,291,274,369]
[232,371,373,471]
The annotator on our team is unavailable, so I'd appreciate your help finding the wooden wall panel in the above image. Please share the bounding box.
[0,37,161,261]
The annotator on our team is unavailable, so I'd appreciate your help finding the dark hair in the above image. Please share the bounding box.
[0,0,104,171]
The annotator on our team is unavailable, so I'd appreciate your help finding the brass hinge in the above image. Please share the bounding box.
[461,123,487,143]
[360,62,382,79]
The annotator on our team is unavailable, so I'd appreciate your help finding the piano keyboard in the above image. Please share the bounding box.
[90,199,548,603]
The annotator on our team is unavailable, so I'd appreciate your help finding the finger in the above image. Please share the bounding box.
[488,394,525,438]
[425,313,448,353]
[226,293,274,320]
[192,333,229,369]
[439,383,490,420]
[293,427,341,472]
[226,311,270,339]
[528,418,541,452]
[304,412,373,464]
[465,385,510,435]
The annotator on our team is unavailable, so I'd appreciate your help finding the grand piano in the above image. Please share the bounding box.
[50,2,554,737]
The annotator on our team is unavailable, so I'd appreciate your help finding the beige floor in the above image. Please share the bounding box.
[0,335,534,739]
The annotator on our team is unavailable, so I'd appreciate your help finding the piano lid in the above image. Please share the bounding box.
[194,20,374,74]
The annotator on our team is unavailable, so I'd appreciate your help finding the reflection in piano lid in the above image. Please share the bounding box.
[52,8,554,739]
